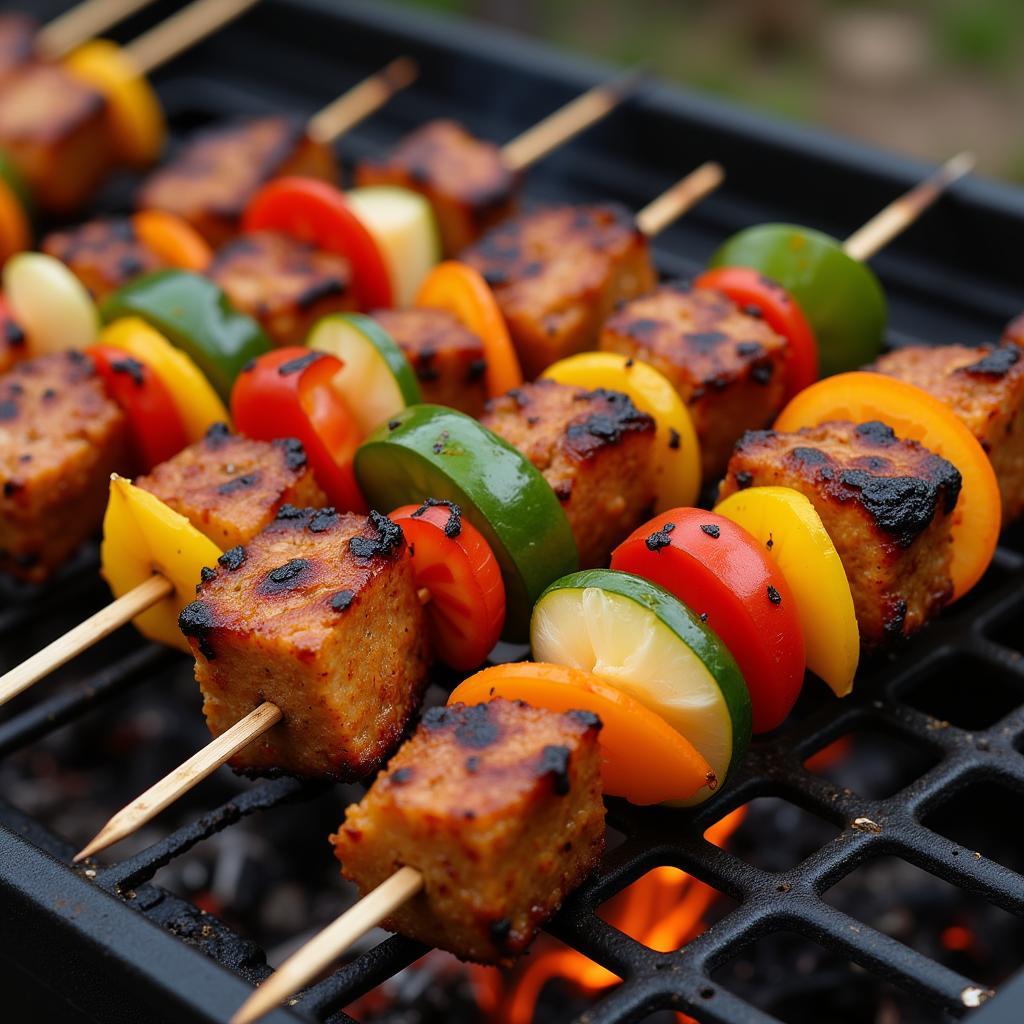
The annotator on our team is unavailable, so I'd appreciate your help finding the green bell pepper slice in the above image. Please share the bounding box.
[100,270,271,400]
[709,224,887,377]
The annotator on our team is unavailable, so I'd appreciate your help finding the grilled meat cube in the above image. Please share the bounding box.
[718,420,962,646]
[872,344,1024,524]
[482,379,655,567]
[463,204,655,379]
[208,231,357,346]
[373,307,489,418]
[0,63,111,213]
[1002,313,1024,348]
[0,14,36,85]
[600,283,789,480]
[180,506,430,779]
[136,116,337,247]
[332,699,605,964]
[42,217,168,301]
[136,424,326,550]
[356,120,516,256]
[0,352,128,583]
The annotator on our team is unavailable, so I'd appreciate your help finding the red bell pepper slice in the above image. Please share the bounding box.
[86,344,189,471]
[231,347,367,512]
[242,177,392,310]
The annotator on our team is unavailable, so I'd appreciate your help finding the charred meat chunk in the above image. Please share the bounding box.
[873,343,1024,523]
[600,283,789,479]
[136,116,337,247]
[332,699,605,964]
[42,217,168,301]
[718,420,962,646]
[182,507,430,779]
[208,230,357,346]
[136,426,326,550]
[482,379,656,567]
[0,352,128,582]
[463,204,655,379]
[356,120,516,256]
[373,307,489,418]
[0,63,111,213]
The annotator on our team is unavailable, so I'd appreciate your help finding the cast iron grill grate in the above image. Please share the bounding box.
[3,2,1024,1023]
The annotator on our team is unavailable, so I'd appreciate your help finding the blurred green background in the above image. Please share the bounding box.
[395,0,1024,182]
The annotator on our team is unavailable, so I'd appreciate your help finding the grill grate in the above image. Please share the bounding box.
[3,2,1024,1022]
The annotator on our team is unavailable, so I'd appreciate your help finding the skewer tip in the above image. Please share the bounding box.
[939,150,976,185]
[383,55,419,91]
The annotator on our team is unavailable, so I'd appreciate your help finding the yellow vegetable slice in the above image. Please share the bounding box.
[542,351,701,508]
[64,39,166,166]
[4,252,98,354]
[101,476,223,651]
[101,317,229,442]
[715,485,859,697]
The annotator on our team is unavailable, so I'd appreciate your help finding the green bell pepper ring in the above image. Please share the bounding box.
[709,224,887,377]
[100,271,271,400]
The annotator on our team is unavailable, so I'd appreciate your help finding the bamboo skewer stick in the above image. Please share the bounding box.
[74,700,283,862]
[634,161,725,238]
[0,573,172,707]
[36,0,157,59]
[306,56,418,145]
[230,867,424,1024]
[843,151,975,262]
[123,0,261,77]
[500,71,643,174]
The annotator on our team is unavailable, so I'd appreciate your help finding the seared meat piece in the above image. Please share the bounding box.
[872,344,1024,524]
[356,120,516,256]
[718,420,962,646]
[463,204,654,379]
[136,424,326,550]
[208,231,357,346]
[136,116,337,247]
[1002,313,1024,348]
[0,63,111,213]
[180,506,430,779]
[600,283,789,480]
[332,699,605,964]
[0,14,36,85]
[0,352,128,582]
[482,379,655,567]
[373,307,489,418]
[42,217,168,301]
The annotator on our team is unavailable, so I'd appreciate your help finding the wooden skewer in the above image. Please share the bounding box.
[843,151,975,262]
[500,70,643,174]
[634,161,725,238]
[74,699,283,862]
[35,0,157,60]
[230,866,424,1024]
[73,586,433,861]
[123,0,261,78]
[0,573,172,707]
[306,56,418,146]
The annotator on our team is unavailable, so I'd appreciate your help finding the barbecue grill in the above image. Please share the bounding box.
[3,1,1024,1022]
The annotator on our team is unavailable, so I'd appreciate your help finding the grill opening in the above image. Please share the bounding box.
[3,2,1024,1024]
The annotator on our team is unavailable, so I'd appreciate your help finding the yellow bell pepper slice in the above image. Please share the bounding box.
[714,485,859,697]
[64,40,166,167]
[101,476,223,652]
[101,317,229,442]
[542,351,701,508]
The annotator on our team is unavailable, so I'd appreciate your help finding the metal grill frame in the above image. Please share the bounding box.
[3,2,1024,1022]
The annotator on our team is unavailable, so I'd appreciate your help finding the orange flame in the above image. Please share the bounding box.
[472,806,747,1024]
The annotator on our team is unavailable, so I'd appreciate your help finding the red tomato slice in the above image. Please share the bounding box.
[695,266,818,399]
[611,507,806,733]
[86,344,189,471]
[242,177,392,310]
[390,502,505,671]
[231,347,367,512]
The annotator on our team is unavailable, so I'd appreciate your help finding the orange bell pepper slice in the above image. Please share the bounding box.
[133,210,212,272]
[415,260,522,397]
[449,662,717,805]
[774,371,1000,600]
